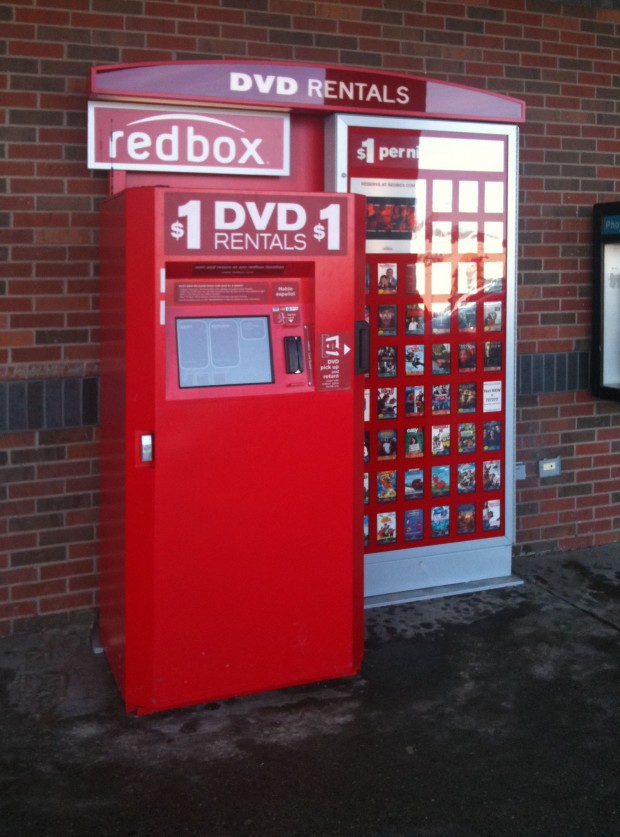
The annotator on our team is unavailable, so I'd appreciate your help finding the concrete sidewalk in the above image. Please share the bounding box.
[1,546,619,836]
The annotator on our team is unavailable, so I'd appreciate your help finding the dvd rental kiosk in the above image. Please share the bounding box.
[100,189,366,713]
[91,61,525,713]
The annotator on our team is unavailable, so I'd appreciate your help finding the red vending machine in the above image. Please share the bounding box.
[91,60,525,711]
[100,187,366,714]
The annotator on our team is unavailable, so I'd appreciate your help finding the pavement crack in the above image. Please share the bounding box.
[530,580,620,633]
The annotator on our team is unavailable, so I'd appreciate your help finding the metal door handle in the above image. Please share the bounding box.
[354,320,370,375]
[140,434,154,463]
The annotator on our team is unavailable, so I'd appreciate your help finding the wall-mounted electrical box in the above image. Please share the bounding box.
[538,457,561,478]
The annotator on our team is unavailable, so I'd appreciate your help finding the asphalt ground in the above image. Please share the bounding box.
[1,545,619,836]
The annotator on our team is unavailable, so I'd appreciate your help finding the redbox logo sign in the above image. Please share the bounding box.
[87,102,290,175]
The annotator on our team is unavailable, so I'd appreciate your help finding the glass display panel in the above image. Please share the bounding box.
[591,202,620,402]
[176,315,274,388]
[345,122,510,553]
[602,243,620,388]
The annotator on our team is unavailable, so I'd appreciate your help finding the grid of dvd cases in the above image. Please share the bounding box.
[363,177,506,551]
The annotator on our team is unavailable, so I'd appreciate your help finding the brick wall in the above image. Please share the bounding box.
[2,0,620,635]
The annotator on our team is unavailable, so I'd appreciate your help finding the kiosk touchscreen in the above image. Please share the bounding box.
[176,315,275,389]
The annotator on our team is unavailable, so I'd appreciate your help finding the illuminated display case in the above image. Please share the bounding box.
[327,115,519,602]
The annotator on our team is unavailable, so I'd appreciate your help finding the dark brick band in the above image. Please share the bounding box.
[0,355,590,434]
[0,378,99,434]
[517,351,590,396]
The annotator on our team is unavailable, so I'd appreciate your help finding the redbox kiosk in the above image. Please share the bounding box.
[91,61,525,712]
[100,188,366,713]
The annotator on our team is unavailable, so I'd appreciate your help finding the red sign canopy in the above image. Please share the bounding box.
[90,60,525,124]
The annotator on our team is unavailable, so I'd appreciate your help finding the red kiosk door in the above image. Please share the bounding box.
[99,188,366,714]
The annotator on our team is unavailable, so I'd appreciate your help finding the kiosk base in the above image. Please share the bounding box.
[364,574,523,609]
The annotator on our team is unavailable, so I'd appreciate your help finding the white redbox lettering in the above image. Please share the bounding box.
[246,202,276,230]
[155,126,179,161]
[214,201,307,232]
[107,124,266,167]
[126,131,151,159]
[214,202,246,230]
[229,72,298,96]
[187,127,208,162]
[276,203,306,230]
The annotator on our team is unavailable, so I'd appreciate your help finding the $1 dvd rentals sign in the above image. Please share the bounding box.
[164,193,348,256]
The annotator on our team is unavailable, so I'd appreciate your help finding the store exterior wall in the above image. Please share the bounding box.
[2,0,620,636]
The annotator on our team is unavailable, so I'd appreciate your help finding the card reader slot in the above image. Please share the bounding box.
[283,336,304,374]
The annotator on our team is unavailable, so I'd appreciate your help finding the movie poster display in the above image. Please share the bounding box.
[329,114,518,598]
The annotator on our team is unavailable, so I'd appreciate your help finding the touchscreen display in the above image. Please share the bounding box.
[176,316,274,388]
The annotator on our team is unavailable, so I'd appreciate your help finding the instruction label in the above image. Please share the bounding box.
[317,333,352,392]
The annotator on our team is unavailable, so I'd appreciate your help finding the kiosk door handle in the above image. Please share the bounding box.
[354,320,370,375]
[140,434,154,463]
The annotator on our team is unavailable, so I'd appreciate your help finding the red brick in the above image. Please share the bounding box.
[38,591,94,614]
[0,330,35,347]
[39,525,96,547]
[17,7,70,25]
[559,508,592,524]
[69,542,99,560]
[0,533,38,552]
[558,534,593,551]
[68,573,99,592]
[9,41,65,58]
[65,509,98,527]
[37,461,92,480]
[40,559,94,580]
[0,601,37,620]
[11,579,67,601]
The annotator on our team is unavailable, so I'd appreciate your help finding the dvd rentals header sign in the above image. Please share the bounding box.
[164,193,347,256]
[87,102,290,175]
[89,62,525,123]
